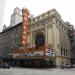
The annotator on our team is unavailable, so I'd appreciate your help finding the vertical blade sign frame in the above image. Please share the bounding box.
[22,8,29,45]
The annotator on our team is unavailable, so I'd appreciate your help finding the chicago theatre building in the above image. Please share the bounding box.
[0,7,72,68]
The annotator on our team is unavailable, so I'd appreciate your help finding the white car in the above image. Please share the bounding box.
[64,64,71,68]
[72,64,75,68]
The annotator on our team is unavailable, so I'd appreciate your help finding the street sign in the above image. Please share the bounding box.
[46,49,55,57]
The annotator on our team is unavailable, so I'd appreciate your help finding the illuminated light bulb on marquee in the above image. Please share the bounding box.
[24,22,27,26]
[23,26,26,30]
[22,41,26,45]
[24,17,27,21]
[23,36,27,40]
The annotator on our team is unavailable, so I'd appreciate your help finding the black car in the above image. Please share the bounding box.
[0,63,10,69]
[3,63,10,69]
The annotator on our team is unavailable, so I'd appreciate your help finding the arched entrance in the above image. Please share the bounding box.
[35,33,45,48]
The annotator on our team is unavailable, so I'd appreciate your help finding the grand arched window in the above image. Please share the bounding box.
[35,33,45,48]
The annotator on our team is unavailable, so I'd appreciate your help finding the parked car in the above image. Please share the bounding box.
[64,64,71,68]
[72,64,75,68]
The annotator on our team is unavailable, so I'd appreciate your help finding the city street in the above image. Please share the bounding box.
[0,68,75,75]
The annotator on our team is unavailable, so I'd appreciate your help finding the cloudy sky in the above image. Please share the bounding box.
[0,0,6,31]
[0,0,75,31]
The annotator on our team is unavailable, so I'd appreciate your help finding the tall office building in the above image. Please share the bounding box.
[10,7,22,26]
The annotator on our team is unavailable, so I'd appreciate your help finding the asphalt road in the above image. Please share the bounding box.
[0,68,75,75]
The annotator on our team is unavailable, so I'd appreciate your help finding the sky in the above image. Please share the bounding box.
[0,0,6,31]
[0,0,75,31]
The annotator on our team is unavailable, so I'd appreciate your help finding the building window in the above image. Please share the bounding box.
[35,33,45,48]
[61,47,63,55]
[63,48,65,56]
[59,23,61,28]
[66,49,67,56]
[56,20,58,24]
